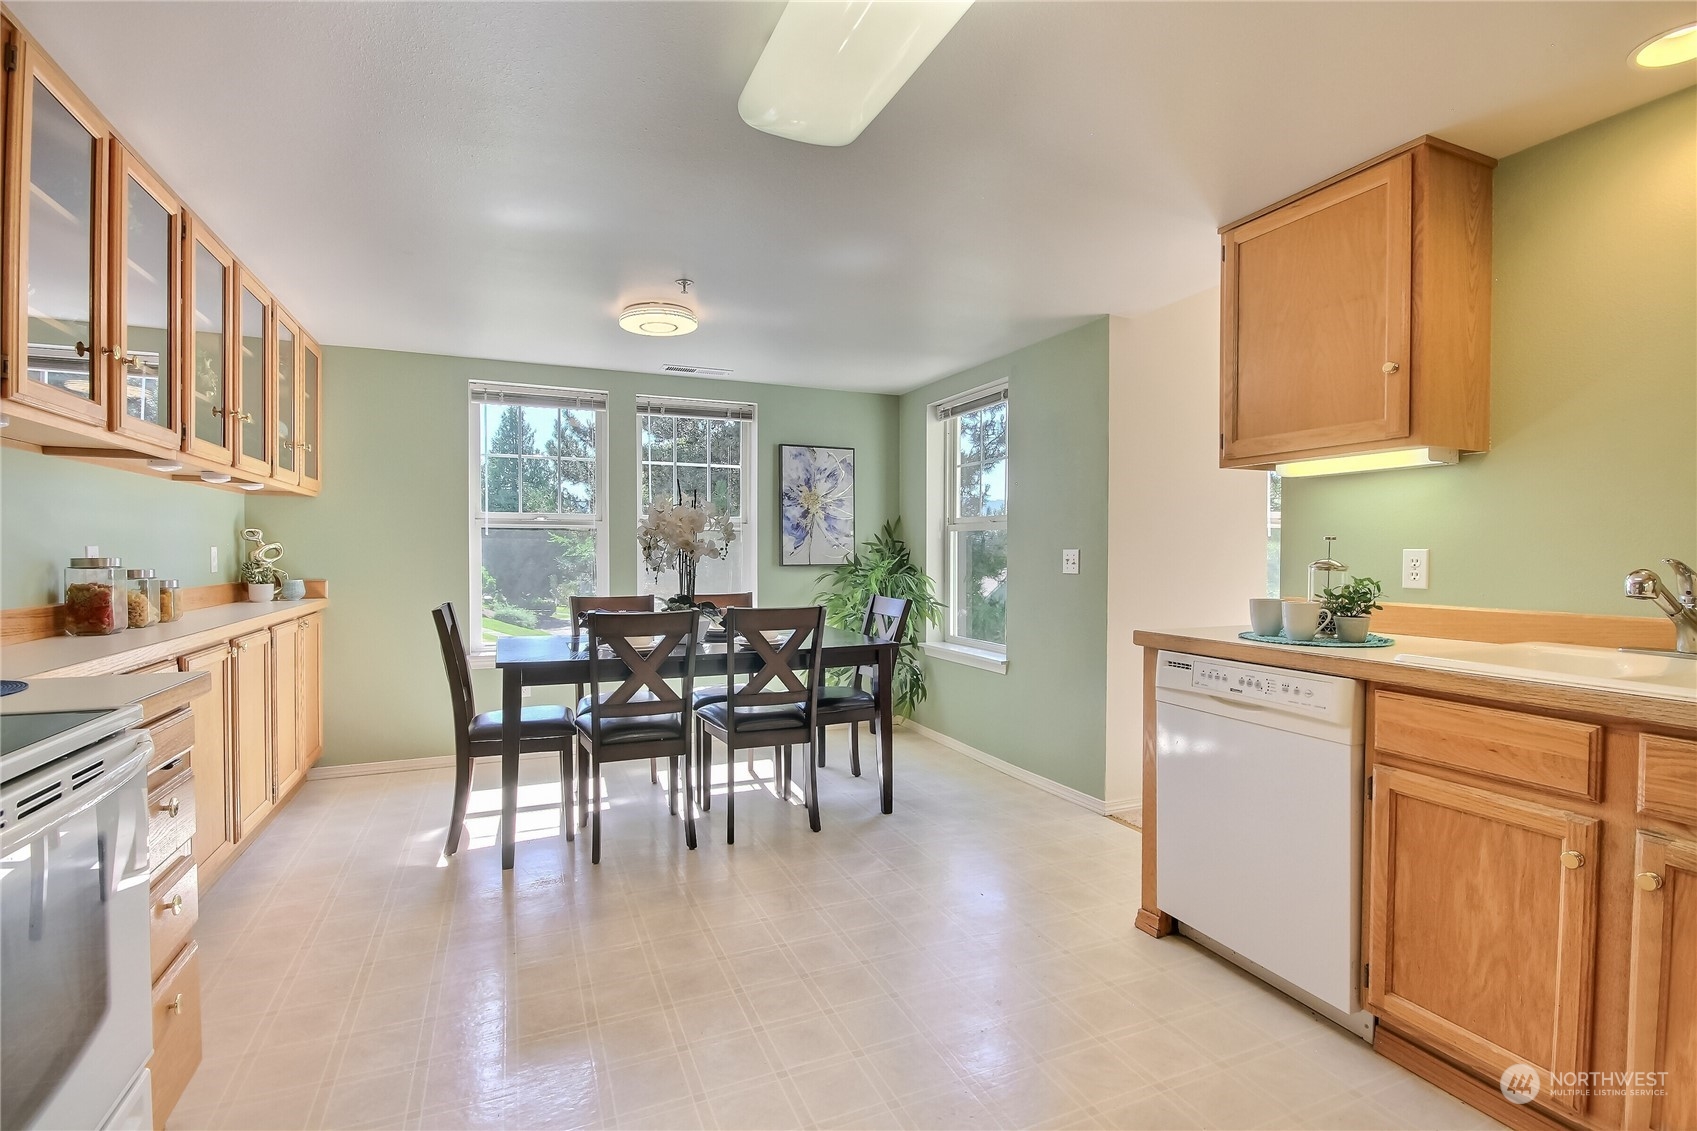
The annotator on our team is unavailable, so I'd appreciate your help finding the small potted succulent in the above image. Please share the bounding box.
[239,528,288,602]
[1320,576,1384,643]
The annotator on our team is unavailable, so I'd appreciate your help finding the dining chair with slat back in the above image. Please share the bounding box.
[815,596,910,777]
[432,603,575,856]
[569,595,662,790]
[697,605,826,841]
[577,609,700,863]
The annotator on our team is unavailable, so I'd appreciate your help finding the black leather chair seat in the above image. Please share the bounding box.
[468,704,575,740]
[816,686,876,713]
[698,701,809,733]
[691,685,744,708]
[575,691,681,744]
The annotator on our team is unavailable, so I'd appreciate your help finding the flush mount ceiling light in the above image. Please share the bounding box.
[619,302,698,337]
[739,0,974,147]
[1632,22,1697,67]
[1276,447,1460,479]
[145,458,183,473]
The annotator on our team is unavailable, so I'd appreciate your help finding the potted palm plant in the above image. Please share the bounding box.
[815,520,944,719]
[1320,576,1384,642]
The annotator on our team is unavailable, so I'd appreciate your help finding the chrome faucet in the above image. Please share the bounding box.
[1626,559,1697,654]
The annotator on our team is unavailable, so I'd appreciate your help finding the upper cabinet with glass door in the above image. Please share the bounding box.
[271,308,299,485]
[3,35,111,426]
[107,143,181,450]
[299,334,322,493]
[181,215,235,464]
[231,268,271,476]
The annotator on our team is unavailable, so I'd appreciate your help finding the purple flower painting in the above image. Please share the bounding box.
[780,445,855,565]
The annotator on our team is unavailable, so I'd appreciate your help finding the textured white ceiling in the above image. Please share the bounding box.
[14,1,1694,393]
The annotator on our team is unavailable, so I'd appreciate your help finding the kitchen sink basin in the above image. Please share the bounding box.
[1395,641,1697,702]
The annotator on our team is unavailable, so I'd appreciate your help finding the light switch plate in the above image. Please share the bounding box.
[210,546,218,574]
[1062,549,1080,575]
[1402,548,1430,590]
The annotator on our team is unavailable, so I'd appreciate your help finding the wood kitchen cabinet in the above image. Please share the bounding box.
[299,334,323,493]
[231,629,274,837]
[181,215,235,465]
[179,643,236,877]
[1219,138,1494,469]
[1368,765,1599,1117]
[271,617,303,798]
[1624,832,1697,1131]
[108,142,183,451]
[271,307,300,485]
[231,267,272,476]
[1,28,113,426]
[298,611,324,767]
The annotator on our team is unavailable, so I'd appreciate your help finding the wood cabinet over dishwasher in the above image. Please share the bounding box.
[2,599,327,1128]
[0,8,324,496]
[1131,614,1693,1131]
[1219,136,1494,469]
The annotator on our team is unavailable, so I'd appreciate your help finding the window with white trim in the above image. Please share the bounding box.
[470,382,608,645]
[939,384,1009,652]
[636,395,757,599]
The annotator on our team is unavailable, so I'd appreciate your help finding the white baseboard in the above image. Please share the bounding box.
[1108,801,1143,826]
[307,749,559,780]
[904,721,1111,816]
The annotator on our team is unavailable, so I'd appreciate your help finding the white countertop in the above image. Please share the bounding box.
[1,598,328,679]
[0,670,203,715]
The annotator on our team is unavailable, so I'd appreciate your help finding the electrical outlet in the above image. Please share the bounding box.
[1061,549,1080,575]
[1402,549,1430,590]
[210,546,218,573]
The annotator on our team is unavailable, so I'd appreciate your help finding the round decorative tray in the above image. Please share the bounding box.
[1238,631,1395,649]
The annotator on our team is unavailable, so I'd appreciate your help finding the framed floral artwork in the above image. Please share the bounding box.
[780,444,855,565]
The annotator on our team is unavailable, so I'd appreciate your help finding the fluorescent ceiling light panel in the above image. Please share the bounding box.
[739,0,974,147]
[1276,447,1460,479]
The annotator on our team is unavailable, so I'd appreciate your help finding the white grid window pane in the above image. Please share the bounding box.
[943,395,1008,652]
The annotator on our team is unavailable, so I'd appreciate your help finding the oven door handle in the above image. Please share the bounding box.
[1,733,151,858]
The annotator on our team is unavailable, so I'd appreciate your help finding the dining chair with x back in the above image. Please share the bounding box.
[816,595,910,777]
[697,605,826,841]
[570,594,661,788]
[432,603,576,855]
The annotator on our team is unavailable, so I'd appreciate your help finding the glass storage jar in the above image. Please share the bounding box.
[125,569,161,628]
[64,553,126,636]
[158,579,183,623]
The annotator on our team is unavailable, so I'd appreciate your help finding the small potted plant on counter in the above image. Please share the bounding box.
[239,527,288,602]
[1321,576,1384,642]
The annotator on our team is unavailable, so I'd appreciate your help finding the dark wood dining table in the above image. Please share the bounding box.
[493,626,899,868]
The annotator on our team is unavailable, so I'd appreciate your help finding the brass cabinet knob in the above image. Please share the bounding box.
[167,994,184,1015]
[166,894,185,916]
[1637,871,1664,892]
[1560,850,1584,870]
[1382,361,1400,375]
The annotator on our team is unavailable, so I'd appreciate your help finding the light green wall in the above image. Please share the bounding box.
[898,320,1111,799]
[247,346,899,766]
[0,447,246,605]
[1283,89,1697,613]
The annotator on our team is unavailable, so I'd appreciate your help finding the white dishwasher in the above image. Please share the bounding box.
[1154,650,1373,1040]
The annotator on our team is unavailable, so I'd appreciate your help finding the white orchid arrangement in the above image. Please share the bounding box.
[636,492,736,605]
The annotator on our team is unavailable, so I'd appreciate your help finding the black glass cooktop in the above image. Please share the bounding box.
[0,711,110,758]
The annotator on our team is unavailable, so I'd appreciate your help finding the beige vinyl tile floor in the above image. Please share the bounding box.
[170,726,1503,1131]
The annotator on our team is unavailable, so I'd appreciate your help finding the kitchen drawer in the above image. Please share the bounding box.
[146,708,195,773]
[146,744,191,796]
[150,943,202,1128]
[147,768,196,872]
[1373,691,1601,801]
[149,851,199,984]
[1639,733,1697,827]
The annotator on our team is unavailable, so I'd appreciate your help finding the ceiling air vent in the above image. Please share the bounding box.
[661,364,732,377]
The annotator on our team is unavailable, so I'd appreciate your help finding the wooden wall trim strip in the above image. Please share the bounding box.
[1372,602,1675,651]
[1,581,325,646]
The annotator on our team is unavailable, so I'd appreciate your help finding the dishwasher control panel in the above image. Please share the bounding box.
[1157,652,1344,720]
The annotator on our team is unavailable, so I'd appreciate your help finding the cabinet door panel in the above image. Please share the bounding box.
[299,614,324,766]
[182,217,234,463]
[300,336,322,490]
[231,631,273,836]
[1223,154,1412,461]
[271,619,301,797]
[272,309,299,484]
[110,145,180,448]
[8,43,110,424]
[1625,833,1697,1131]
[1368,766,1597,1115]
[232,270,271,475]
[179,645,233,874]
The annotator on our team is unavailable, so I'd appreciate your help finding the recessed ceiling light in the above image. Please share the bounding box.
[739,0,974,146]
[619,302,698,337]
[199,470,232,484]
[236,481,265,492]
[1632,22,1697,67]
[146,458,184,472]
